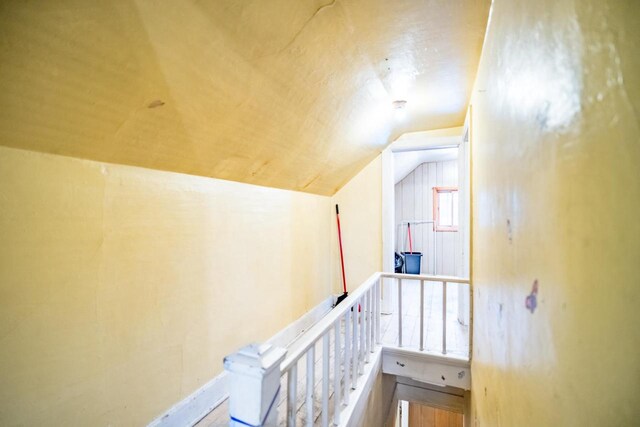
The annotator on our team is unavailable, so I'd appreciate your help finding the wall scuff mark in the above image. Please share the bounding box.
[525,280,539,313]
[147,100,165,109]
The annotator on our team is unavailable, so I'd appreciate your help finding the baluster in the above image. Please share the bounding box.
[321,333,329,427]
[376,279,381,344]
[343,311,350,404]
[287,366,297,427]
[367,289,372,355]
[372,287,376,352]
[333,322,341,425]
[442,281,447,355]
[352,303,358,388]
[306,346,314,426]
[359,297,365,373]
[398,278,403,347]
[361,293,366,359]
[468,284,473,360]
[420,279,425,351]
[362,292,371,363]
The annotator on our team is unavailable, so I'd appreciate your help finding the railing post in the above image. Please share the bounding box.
[442,281,447,355]
[419,279,425,351]
[398,278,403,347]
[306,346,314,426]
[224,343,286,427]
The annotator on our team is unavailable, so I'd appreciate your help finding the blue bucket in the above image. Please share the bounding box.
[401,252,423,274]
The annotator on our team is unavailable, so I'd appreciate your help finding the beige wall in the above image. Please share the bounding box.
[0,146,331,425]
[331,155,383,294]
[470,0,640,425]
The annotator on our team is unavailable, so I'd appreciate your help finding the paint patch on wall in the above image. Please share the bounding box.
[525,280,539,313]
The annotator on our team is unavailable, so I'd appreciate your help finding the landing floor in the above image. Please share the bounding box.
[380,279,469,357]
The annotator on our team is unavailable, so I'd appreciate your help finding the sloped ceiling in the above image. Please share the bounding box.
[0,0,490,195]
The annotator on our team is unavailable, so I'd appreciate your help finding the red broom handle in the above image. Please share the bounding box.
[408,223,413,253]
[336,205,347,294]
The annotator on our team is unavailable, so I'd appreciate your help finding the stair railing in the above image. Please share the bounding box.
[280,273,381,427]
[225,272,470,426]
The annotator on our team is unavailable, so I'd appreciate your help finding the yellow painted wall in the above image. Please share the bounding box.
[0,146,331,425]
[330,156,383,293]
[470,0,640,425]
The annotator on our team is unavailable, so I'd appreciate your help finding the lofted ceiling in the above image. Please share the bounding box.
[0,0,490,195]
[394,148,459,184]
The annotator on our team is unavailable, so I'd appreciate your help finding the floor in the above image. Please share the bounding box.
[380,280,469,357]
[196,280,469,427]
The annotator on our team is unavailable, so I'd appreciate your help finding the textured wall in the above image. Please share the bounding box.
[331,156,383,294]
[0,147,331,425]
[470,0,640,425]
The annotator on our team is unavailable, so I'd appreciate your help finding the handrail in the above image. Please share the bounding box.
[234,271,472,427]
[280,272,380,373]
[280,272,470,373]
[380,272,471,356]
[279,272,382,427]
[380,272,470,284]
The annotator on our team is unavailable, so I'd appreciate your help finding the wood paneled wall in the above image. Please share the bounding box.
[394,160,460,276]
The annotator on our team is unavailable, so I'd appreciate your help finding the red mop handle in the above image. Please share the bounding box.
[407,223,413,253]
[336,204,347,293]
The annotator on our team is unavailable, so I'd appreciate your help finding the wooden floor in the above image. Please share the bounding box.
[196,280,469,427]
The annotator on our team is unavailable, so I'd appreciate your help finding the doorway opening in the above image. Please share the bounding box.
[395,400,463,427]
[381,126,471,343]
[394,146,460,276]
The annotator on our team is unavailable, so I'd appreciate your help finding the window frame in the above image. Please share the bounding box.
[433,186,459,232]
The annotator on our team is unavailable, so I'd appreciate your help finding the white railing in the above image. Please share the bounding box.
[380,273,471,356]
[225,272,470,427]
[279,273,382,427]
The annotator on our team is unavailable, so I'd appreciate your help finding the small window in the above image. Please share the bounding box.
[433,187,458,232]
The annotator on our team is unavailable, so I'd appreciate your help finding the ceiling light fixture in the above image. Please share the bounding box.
[392,100,408,121]
[392,100,407,109]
